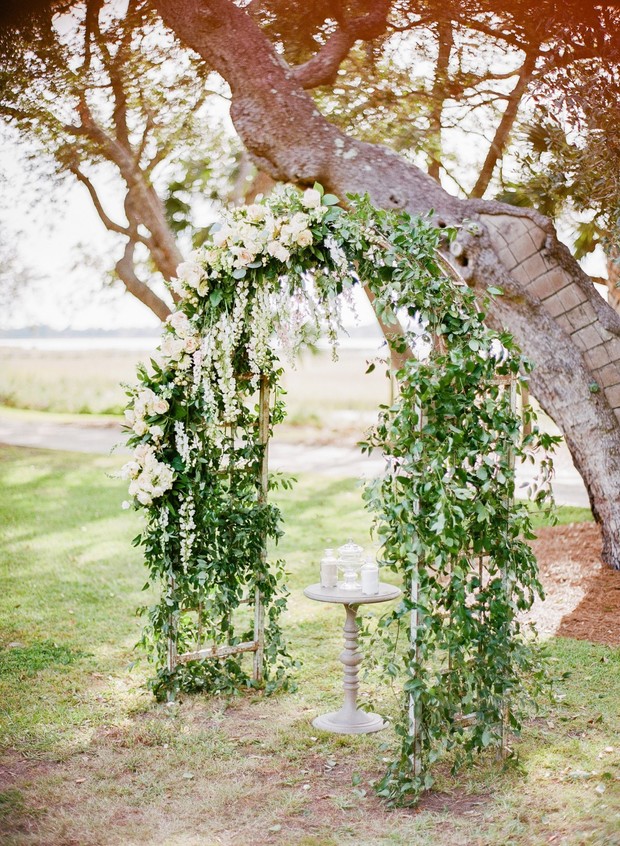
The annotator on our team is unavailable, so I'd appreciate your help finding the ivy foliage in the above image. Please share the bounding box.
[122,186,557,801]
[355,199,558,802]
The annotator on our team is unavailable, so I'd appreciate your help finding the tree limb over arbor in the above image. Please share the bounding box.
[154,0,620,568]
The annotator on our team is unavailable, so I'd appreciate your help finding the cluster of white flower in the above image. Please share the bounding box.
[246,284,274,378]
[125,388,169,437]
[121,444,175,506]
[158,505,170,558]
[159,311,202,376]
[178,493,196,571]
[171,188,328,302]
[174,420,191,466]
[171,256,207,298]
[210,277,251,421]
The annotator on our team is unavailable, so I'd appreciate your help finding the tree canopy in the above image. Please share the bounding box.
[0,0,240,320]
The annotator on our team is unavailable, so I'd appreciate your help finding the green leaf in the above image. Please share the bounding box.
[322,194,340,206]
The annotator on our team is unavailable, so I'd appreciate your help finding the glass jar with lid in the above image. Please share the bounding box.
[337,539,364,591]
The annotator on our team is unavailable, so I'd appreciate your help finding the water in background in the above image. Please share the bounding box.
[0,336,384,352]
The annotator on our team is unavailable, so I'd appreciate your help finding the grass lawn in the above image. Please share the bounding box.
[0,347,390,424]
[0,445,618,846]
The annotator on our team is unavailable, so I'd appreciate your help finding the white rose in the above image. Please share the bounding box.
[267,240,290,263]
[296,229,313,247]
[212,224,231,247]
[149,425,164,440]
[161,335,186,361]
[231,246,254,268]
[302,188,321,209]
[279,224,293,245]
[184,336,200,353]
[152,398,169,415]
[176,261,203,289]
[246,204,265,222]
[290,212,310,232]
[133,444,151,463]
[120,460,141,480]
[142,454,159,471]
[136,489,153,506]
[124,409,135,425]
[133,419,147,436]
[167,311,192,338]
[137,387,156,403]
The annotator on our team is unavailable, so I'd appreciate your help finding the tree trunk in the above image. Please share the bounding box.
[155,0,620,568]
[605,248,620,314]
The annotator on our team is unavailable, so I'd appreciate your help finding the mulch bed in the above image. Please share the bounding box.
[530,522,620,646]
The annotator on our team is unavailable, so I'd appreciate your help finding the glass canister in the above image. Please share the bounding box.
[361,555,380,595]
[337,539,364,591]
[320,548,338,589]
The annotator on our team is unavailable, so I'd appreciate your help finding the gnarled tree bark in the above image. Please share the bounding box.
[155,0,620,568]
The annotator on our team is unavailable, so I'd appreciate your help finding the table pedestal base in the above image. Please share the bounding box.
[313,709,387,735]
[313,602,389,735]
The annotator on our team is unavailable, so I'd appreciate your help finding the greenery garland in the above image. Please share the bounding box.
[122,186,556,800]
[355,204,557,801]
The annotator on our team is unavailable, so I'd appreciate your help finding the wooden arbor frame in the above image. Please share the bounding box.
[166,374,270,693]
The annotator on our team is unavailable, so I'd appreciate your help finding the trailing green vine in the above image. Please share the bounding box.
[356,200,558,802]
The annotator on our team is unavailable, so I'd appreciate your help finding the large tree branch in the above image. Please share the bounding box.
[470,49,539,198]
[115,241,172,321]
[154,0,458,217]
[290,1,391,90]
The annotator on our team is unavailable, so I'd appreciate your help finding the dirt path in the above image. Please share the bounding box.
[0,411,590,507]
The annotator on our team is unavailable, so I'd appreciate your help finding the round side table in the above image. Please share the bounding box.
[303,582,401,734]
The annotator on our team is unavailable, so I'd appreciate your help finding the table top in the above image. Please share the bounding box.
[303,582,402,605]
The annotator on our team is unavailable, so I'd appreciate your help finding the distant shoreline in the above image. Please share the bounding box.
[0,336,385,353]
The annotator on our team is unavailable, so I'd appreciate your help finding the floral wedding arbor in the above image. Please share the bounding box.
[122,186,555,803]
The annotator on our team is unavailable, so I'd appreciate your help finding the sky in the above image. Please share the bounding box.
[0,141,163,332]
